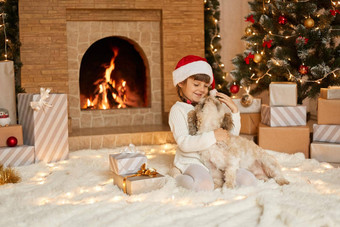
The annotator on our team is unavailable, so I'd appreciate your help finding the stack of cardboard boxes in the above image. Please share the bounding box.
[258,82,310,157]
[310,87,340,163]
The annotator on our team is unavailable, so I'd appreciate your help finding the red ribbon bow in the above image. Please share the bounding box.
[262,40,273,48]
[244,52,254,64]
[246,15,255,23]
[330,9,340,16]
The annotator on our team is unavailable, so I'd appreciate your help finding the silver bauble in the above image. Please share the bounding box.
[240,93,254,107]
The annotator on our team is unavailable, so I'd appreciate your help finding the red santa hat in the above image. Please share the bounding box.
[173,55,215,89]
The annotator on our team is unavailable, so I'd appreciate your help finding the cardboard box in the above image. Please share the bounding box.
[0,145,35,167]
[269,82,297,106]
[310,142,340,163]
[258,123,310,158]
[109,153,147,175]
[113,172,166,195]
[261,104,307,127]
[317,98,340,125]
[233,98,261,113]
[320,87,340,100]
[240,113,260,134]
[313,124,340,143]
[0,125,23,147]
[17,92,69,163]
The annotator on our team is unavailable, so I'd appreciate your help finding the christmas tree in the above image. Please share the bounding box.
[230,0,340,104]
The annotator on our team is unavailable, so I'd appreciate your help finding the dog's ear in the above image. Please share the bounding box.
[221,113,234,131]
[187,110,198,135]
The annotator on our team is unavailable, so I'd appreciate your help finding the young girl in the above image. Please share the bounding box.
[169,55,257,191]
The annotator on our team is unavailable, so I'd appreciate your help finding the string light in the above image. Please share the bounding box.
[250,66,340,84]
[0,13,8,60]
[206,0,228,87]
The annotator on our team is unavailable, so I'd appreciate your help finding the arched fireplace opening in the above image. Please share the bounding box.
[79,36,149,110]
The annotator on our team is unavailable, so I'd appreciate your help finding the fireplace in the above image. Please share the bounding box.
[19,2,205,132]
[79,36,149,110]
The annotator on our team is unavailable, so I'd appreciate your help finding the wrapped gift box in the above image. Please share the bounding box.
[269,82,297,106]
[261,104,306,127]
[0,125,23,147]
[0,145,35,167]
[17,91,69,163]
[240,113,260,134]
[232,98,261,113]
[310,142,340,163]
[113,172,165,195]
[320,87,340,100]
[258,123,310,158]
[109,153,147,175]
[317,98,340,125]
[313,124,340,144]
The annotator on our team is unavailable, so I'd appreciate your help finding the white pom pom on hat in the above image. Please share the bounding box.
[172,55,215,89]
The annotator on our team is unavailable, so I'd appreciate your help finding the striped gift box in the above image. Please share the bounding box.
[109,153,147,175]
[261,104,306,127]
[0,145,34,167]
[313,124,340,144]
[17,93,69,163]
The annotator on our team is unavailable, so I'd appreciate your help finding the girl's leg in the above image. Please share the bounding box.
[175,164,214,191]
[235,168,257,187]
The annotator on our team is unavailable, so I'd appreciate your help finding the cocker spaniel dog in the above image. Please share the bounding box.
[187,95,289,188]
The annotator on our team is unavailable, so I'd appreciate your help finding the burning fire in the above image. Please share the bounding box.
[83,48,128,110]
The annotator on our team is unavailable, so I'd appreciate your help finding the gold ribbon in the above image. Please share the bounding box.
[30,88,53,111]
[122,163,158,194]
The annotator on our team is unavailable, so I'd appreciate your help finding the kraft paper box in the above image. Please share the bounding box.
[17,91,69,163]
[261,104,306,127]
[0,145,35,167]
[317,98,340,125]
[313,124,340,144]
[0,125,23,147]
[320,87,340,100]
[109,153,147,175]
[113,172,166,195]
[269,82,297,106]
[240,113,260,134]
[258,123,310,158]
[233,98,261,113]
[310,142,340,163]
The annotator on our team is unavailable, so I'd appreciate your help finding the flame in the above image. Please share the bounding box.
[84,48,128,110]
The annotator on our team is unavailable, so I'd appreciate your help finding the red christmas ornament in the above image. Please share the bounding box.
[330,9,340,16]
[6,136,18,147]
[262,40,273,48]
[299,65,308,75]
[246,15,255,23]
[244,52,254,64]
[278,15,287,25]
[230,84,240,94]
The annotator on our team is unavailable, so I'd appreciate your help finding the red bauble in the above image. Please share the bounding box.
[299,65,308,75]
[230,84,240,94]
[278,16,287,25]
[6,136,18,147]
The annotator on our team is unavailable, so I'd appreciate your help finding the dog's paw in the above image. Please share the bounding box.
[275,177,289,186]
[224,180,236,189]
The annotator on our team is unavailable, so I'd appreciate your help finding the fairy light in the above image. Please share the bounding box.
[205,0,229,88]
[1,13,8,60]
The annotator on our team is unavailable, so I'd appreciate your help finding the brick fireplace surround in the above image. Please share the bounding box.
[19,0,205,150]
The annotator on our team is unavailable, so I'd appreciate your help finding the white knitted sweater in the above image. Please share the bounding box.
[168,101,241,172]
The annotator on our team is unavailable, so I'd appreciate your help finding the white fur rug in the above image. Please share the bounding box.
[1,144,340,227]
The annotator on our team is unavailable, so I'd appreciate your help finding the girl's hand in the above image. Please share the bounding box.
[215,92,239,113]
[214,128,229,142]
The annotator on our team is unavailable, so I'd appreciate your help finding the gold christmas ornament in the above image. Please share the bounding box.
[241,93,254,107]
[245,26,253,36]
[253,53,263,63]
[304,18,315,28]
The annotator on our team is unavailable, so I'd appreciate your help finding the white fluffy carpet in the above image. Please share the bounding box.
[1,144,340,227]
